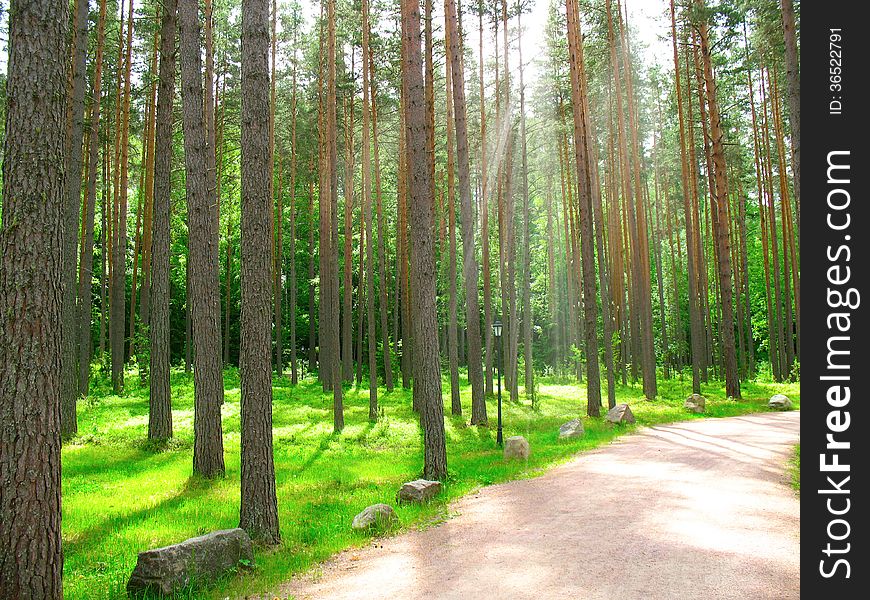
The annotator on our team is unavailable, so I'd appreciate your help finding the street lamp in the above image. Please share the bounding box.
[492,319,503,447]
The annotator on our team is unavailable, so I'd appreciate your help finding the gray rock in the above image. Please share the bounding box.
[605,403,636,425]
[559,418,585,439]
[352,504,399,530]
[397,479,442,503]
[684,394,706,414]
[768,394,792,410]
[504,435,530,459]
[126,528,253,597]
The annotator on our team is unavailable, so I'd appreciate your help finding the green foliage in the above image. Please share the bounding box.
[790,443,800,495]
[61,368,798,599]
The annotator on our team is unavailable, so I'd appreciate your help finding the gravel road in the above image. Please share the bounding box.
[279,411,800,600]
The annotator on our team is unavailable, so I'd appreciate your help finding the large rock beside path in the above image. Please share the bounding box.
[504,436,530,459]
[352,504,399,531]
[605,403,636,425]
[397,479,442,503]
[559,419,585,439]
[126,528,253,597]
[684,394,706,414]
[768,394,792,410]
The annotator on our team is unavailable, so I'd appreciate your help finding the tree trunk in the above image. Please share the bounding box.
[112,0,135,394]
[480,2,494,399]
[239,0,281,545]
[670,0,703,393]
[327,0,344,430]
[362,0,378,419]
[149,0,177,441]
[289,29,299,384]
[780,0,799,247]
[61,0,89,436]
[696,0,740,398]
[567,0,602,415]
[180,0,226,477]
[341,56,355,384]
[370,45,394,392]
[445,23,461,415]
[0,0,68,595]
[78,0,109,398]
[402,0,447,480]
[516,8,534,406]
[446,0,485,420]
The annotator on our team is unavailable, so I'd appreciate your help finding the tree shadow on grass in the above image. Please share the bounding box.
[64,475,216,558]
[63,445,184,481]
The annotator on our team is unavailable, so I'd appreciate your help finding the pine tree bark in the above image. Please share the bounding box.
[402,0,447,479]
[149,0,177,441]
[517,8,534,406]
[446,0,485,420]
[445,26,461,415]
[696,0,740,398]
[480,2,494,398]
[566,0,602,415]
[327,0,344,429]
[362,0,378,419]
[0,0,68,595]
[180,0,226,477]
[289,30,299,384]
[780,0,799,246]
[112,0,135,394]
[670,0,703,393]
[341,56,355,384]
[239,0,281,544]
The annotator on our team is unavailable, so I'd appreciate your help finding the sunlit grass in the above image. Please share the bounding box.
[62,366,799,599]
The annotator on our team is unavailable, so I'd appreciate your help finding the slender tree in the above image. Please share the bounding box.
[446,0,486,420]
[149,0,178,441]
[402,0,447,479]
[78,0,109,398]
[61,0,90,436]
[566,0,602,415]
[180,0,226,477]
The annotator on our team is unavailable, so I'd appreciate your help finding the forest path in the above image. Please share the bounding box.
[277,411,800,600]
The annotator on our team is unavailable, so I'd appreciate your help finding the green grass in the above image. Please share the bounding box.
[62,367,799,599]
[790,443,801,495]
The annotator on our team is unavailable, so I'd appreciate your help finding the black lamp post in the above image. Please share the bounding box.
[492,319,503,446]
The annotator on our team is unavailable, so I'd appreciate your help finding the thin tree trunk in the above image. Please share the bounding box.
[362,0,378,418]
[78,0,109,398]
[370,45,394,392]
[289,28,299,384]
[149,0,177,441]
[696,0,740,397]
[180,0,226,477]
[780,0,799,247]
[112,0,135,394]
[445,22,461,415]
[327,0,344,430]
[402,0,447,479]
[61,0,89,435]
[517,8,534,406]
[566,0,602,415]
[342,55,355,384]
[670,0,703,393]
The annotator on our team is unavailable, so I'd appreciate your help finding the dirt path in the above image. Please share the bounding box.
[279,411,800,600]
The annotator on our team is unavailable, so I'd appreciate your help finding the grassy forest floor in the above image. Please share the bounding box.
[63,367,799,599]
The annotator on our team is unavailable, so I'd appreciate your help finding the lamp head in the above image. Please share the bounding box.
[492,320,502,339]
